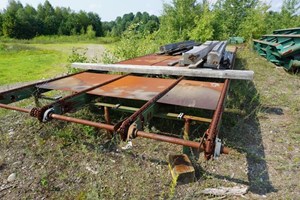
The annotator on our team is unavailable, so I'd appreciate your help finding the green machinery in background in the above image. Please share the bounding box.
[253,27,300,72]
[228,37,245,44]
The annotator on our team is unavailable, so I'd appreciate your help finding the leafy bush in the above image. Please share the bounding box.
[68,47,88,63]
[86,25,96,39]
[102,24,162,63]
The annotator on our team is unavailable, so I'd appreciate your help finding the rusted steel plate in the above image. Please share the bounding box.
[158,80,223,110]
[152,56,182,66]
[119,54,182,67]
[37,72,223,110]
[118,54,173,66]
[89,75,176,100]
[38,72,121,91]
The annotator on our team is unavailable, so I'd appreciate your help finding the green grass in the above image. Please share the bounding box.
[0,44,68,85]
[0,35,119,44]
[0,35,117,85]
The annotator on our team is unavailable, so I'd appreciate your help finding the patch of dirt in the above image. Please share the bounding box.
[85,44,105,61]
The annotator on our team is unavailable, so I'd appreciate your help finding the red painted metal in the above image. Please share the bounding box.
[136,131,201,149]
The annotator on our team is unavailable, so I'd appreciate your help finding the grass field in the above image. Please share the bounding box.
[0,41,108,85]
[0,44,67,85]
[0,41,299,199]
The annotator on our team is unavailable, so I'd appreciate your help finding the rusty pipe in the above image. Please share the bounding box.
[204,47,237,160]
[0,104,229,153]
[0,103,31,113]
[103,107,113,135]
[136,130,202,149]
[50,113,114,131]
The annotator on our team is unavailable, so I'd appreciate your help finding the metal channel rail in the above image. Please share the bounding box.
[253,27,300,71]
[0,44,251,161]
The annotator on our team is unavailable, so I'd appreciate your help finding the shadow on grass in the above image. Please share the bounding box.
[220,55,277,195]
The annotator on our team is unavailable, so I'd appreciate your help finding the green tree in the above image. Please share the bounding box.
[264,11,283,32]
[159,0,200,41]
[0,12,3,36]
[213,0,259,38]
[87,12,103,36]
[37,0,58,35]
[2,0,23,38]
[189,3,215,42]
[86,25,96,39]
[56,7,72,35]
[15,4,40,39]
[279,0,300,28]
[238,2,269,40]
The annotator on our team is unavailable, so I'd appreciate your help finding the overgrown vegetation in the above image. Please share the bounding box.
[102,0,300,64]
[159,0,300,42]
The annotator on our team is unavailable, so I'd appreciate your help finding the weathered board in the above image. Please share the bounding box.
[72,63,254,80]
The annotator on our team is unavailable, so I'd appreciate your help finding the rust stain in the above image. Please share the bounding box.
[159,80,223,110]
[118,54,177,66]
[37,71,223,110]
[38,72,121,91]
[89,75,176,100]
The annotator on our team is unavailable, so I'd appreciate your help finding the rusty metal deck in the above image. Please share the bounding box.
[0,44,239,162]
[37,72,121,91]
[118,54,182,66]
[38,73,224,110]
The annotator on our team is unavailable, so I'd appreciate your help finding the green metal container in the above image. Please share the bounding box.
[228,37,245,44]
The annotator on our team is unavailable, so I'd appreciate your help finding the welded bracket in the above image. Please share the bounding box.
[127,103,158,140]
[117,76,184,141]
[32,74,129,122]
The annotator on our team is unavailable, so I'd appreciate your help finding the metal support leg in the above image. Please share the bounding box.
[104,107,113,136]
[183,119,191,155]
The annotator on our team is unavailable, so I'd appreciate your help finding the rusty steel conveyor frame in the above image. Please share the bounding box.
[0,47,240,160]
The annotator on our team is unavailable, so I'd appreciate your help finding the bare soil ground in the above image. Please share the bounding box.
[0,46,299,199]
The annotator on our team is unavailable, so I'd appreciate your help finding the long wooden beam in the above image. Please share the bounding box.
[72,63,254,80]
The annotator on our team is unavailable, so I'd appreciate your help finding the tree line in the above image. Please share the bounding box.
[0,0,299,41]
[0,0,159,39]
[102,12,159,37]
[0,0,103,39]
